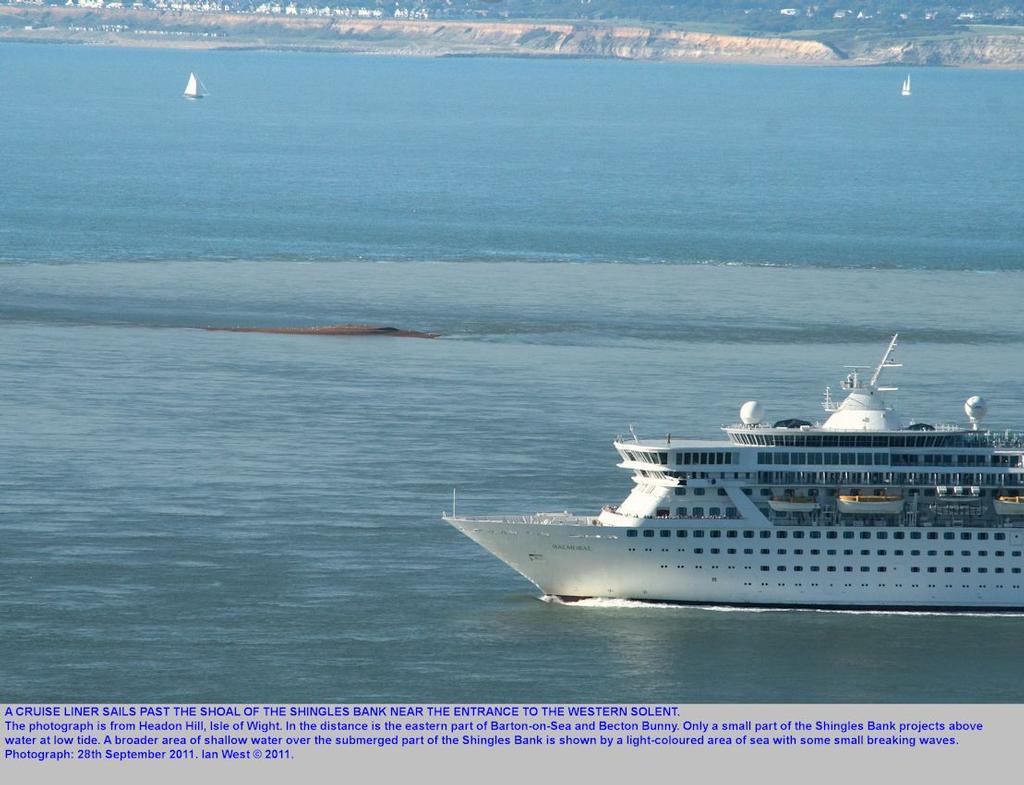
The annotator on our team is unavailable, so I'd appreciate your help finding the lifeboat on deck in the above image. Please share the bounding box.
[837,494,905,514]
[994,496,1024,516]
[768,496,820,512]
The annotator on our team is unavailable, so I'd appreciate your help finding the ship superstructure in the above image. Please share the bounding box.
[445,336,1024,610]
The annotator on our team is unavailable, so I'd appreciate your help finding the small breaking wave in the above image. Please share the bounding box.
[540,595,1024,617]
[541,596,784,612]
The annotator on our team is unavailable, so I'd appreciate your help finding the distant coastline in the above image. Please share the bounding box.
[4,6,1024,66]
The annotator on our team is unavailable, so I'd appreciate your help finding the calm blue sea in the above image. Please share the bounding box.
[1,43,1023,703]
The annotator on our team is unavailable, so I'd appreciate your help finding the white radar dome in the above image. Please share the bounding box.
[964,395,988,423]
[740,400,765,426]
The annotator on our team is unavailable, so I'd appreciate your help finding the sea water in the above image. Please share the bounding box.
[1,44,1023,702]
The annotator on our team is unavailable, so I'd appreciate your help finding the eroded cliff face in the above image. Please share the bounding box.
[857,35,1024,66]
[0,9,839,63]
[1,7,1023,67]
[322,21,839,62]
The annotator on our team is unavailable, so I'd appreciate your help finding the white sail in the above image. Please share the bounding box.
[183,72,204,99]
[901,74,911,96]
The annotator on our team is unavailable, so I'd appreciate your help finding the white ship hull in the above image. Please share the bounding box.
[446,515,1024,610]
[447,338,1024,612]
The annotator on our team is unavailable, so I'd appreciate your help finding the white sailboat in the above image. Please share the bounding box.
[183,72,207,100]
[901,74,911,97]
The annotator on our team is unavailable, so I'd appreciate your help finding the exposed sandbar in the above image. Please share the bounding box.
[203,324,439,338]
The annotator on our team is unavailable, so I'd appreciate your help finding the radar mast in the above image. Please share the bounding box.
[869,333,902,389]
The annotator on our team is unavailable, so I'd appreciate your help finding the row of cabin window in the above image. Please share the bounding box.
[754,472,1017,486]
[893,454,1017,467]
[757,566,1021,574]
[673,487,729,496]
[732,434,964,447]
[758,452,1016,467]
[621,451,669,465]
[639,542,1021,558]
[754,487,1018,498]
[671,507,739,518]
[626,528,1011,540]
[675,452,735,465]
[759,452,890,466]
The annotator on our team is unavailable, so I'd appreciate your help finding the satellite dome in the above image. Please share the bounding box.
[964,395,988,423]
[740,400,765,426]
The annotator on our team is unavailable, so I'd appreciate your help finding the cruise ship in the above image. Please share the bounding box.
[445,336,1024,610]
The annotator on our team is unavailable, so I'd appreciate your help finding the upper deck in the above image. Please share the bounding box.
[619,428,1024,457]
[724,427,1024,450]
[601,339,1024,531]
[618,334,1024,456]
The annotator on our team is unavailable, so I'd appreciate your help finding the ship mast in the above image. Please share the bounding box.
[869,333,902,389]
[823,334,905,430]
